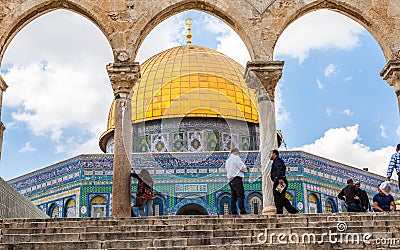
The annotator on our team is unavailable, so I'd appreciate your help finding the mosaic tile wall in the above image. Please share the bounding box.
[7,151,396,217]
[130,118,259,154]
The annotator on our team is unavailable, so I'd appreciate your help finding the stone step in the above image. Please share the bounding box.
[1,230,214,244]
[145,244,330,250]
[1,226,87,235]
[2,213,400,228]
[1,232,81,244]
[102,239,154,249]
[1,224,399,242]
[82,229,213,240]
[2,217,399,231]
[0,241,102,250]
[2,214,400,250]
[4,213,400,223]
[289,225,394,234]
[1,234,397,249]
[1,221,313,235]
[186,236,255,246]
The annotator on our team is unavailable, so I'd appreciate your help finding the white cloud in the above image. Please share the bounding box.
[340,109,354,116]
[325,108,332,116]
[397,125,400,136]
[135,12,252,66]
[379,124,387,138]
[2,10,113,155]
[316,78,324,90]
[345,76,353,82]
[274,10,365,63]
[55,136,99,155]
[135,17,182,62]
[275,82,290,124]
[324,64,337,77]
[4,121,17,130]
[18,142,36,153]
[294,124,394,177]
[203,16,251,66]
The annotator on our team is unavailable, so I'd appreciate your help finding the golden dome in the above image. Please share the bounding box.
[100,46,259,150]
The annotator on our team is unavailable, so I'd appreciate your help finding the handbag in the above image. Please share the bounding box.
[135,196,145,207]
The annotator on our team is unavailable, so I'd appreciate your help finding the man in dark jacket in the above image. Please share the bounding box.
[355,182,370,212]
[270,149,298,214]
[338,179,362,212]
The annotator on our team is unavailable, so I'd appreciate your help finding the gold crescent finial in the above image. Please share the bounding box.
[185,18,193,46]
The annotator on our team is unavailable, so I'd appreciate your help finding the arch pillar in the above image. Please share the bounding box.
[107,61,140,217]
[0,76,7,160]
[245,61,284,215]
[381,60,400,114]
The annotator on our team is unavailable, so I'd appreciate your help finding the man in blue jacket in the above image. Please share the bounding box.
[270,149,298,214]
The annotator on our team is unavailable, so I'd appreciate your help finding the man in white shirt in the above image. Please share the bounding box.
[225,148,248,215]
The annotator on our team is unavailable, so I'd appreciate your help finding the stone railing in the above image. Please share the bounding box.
[0,177,47,218]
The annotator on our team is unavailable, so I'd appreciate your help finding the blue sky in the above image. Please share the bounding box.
[0,9,398,180]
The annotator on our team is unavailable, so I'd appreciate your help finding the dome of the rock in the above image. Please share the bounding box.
[99,46,267,153]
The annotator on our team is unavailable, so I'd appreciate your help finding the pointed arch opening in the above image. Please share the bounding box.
[273,9,398,176]
[0,9,114,180]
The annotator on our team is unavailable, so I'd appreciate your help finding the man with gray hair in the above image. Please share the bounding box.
[225,148,248,215]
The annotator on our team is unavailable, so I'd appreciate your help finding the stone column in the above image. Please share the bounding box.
[245,61,284,215]
[0,76,8,160]
[380,60,400,114]
[107,61,140,217]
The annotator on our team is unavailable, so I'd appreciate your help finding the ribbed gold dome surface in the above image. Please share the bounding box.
[102,46,259,142]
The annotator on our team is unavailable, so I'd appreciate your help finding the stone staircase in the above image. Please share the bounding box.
[1,213,400,249]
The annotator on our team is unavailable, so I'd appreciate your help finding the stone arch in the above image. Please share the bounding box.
[0,0,114,63]
[176,203,208,215]
[130,0,254,61]
[173,196,212,215]
[271,0,396,61]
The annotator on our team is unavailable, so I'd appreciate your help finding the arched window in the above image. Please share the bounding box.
[326,200,333,213]
[90,196,107,217]
[65,199,76,218]
[218,195,231,215]
[308,193,321,213]
[325,198,337,213]
[223,203,229,215]
[48,203,59,218]
[249,196,262,215]
[153,196,164,216]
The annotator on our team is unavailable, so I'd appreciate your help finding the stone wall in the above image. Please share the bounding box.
[0,177,47,218]
[0,0,399,62]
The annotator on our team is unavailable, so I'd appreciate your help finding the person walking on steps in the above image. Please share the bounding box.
[270,149,298,214]
[131,169,154,217]
[225,148,248,215]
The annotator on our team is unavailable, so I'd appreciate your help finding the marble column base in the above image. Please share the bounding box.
[262,206,277,215]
